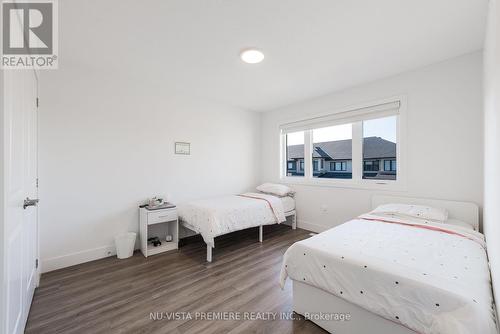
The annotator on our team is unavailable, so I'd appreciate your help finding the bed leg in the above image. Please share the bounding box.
[259,225,263,243]
[292,213,297,230]
[207,243,213,263]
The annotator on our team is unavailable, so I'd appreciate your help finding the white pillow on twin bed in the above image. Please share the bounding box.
[371,203,449,222]
[256,183,295,197]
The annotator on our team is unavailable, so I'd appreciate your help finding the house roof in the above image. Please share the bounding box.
[287,137,396,160]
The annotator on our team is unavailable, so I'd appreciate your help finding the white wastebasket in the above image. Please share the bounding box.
[115,232,136,259]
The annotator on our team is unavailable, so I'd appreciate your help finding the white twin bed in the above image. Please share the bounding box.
[176,187,496,334]
[281,195,497,334]
[178,184,296,262]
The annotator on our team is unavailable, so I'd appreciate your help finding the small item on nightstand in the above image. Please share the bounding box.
[138,197,164,209]
[139,197,176,210]
[166,235,173,242]
[145,202,175,210]
[148,197,163,208]
[148,236,162,247]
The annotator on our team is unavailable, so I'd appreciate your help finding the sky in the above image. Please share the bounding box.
[287,116,397,145]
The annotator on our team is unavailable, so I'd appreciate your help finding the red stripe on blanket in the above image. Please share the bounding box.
[360,217,480,245]
[237,194,279,223]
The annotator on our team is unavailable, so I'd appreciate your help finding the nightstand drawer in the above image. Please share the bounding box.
[148,210,177,225]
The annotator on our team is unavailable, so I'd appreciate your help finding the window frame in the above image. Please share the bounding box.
[279,97,406,191]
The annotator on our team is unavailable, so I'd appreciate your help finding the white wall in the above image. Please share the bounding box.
[39,66,261,272]
[39,50,484,274]
[261,52,483,232]
[483,0,500,322]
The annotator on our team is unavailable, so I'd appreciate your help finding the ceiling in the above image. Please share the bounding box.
[60,0,488,111]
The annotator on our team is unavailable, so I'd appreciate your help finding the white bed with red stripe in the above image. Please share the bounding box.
[178,192,296,262]
[280,195,497,334]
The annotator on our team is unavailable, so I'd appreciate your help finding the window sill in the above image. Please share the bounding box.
[280,176,406,192]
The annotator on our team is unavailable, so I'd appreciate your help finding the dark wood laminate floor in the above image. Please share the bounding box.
[26,225,328,334]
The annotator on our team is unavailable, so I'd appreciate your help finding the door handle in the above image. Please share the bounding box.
[23,197,39,209]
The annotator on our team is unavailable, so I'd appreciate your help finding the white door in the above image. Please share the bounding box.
[3,69,39,334]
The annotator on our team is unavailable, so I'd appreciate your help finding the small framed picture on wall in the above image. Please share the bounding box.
[175,142,190,155]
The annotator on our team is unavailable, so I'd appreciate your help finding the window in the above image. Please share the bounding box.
[312,123,352,179]
[363,160,379,172]
[363,116,397,180]
[312,159,325,172]
[331,161,347,171]
[285,131,304,177]
[384,159,396,171]
[313,160,319,171]
[280,99,402,188]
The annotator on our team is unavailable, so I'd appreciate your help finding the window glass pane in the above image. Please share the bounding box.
[286,131,304,177]
[312,123,352,179]
[384,160,390,171]
[363,116,397,180]
[384,159,397,171]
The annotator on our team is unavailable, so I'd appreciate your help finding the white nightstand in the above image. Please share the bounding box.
[139,206,178,257]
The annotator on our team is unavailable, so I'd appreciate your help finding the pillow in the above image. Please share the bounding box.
[371,203,448,222]
[256,183,295,197]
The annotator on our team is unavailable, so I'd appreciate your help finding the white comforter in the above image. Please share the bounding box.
[280,213,496,334]
[178,192,286,245]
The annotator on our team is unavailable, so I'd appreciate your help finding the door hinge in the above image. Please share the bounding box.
[36,178,39,188]
[35,259,39,269]
[36,97,39,108]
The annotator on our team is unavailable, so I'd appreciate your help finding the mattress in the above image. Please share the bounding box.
[280,214,496,334]
[178,192,287,244]
[281,196,295,213]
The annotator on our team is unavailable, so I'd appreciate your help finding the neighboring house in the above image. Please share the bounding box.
[287,136,396,179]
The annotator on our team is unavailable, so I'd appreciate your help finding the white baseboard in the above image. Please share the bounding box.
[42,221,324,273]
[41,244,117,273]
[297,220,328,233]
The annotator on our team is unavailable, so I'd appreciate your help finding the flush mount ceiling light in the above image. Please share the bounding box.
[240,48,265,64]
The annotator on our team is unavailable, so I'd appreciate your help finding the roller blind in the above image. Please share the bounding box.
[280,101,400,134]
